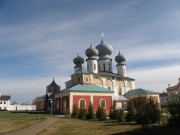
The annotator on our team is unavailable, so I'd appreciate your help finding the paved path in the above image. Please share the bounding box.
[4,117,60,135]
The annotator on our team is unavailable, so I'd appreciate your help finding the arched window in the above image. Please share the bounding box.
[63,99,66,110]
[77,76,81,83]
[118,87,122,95]
[100,99,106,108]
[79,99,86,108]
[86,77,88,82]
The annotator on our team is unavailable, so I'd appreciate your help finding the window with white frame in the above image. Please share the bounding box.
[100,99,106,108]
[79,99,86,109]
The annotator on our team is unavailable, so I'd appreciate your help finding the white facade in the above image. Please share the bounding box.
[87,59,98,73]
[117,64,126,77]
[0,100,10,110]
[98,59,112,72]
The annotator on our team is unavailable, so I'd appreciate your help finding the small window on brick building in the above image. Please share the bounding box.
[79,99,86,109]
[100,99,106,108]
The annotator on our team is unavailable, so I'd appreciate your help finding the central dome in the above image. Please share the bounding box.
[96,39,113,57]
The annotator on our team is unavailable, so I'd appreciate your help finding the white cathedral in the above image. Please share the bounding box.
[64,35,135,109]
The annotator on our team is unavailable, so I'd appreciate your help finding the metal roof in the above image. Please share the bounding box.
[63,84,113,93]
[75,66,89,74]
[124,88,159,96]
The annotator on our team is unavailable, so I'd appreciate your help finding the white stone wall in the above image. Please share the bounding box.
[98,59,112,72]
[7,105,36,111]
[117,64,126,77]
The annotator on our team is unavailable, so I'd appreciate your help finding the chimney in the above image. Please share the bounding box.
[168,84,170,88]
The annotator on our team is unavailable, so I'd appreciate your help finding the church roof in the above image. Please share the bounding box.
[124,88,159,96]
[114,96,129,101]
[96,72,135,81]
[75,66,89,74]
[62,84,113,93]
[47,79,60,87]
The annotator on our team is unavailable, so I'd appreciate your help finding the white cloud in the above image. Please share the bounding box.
[128,64,180,92]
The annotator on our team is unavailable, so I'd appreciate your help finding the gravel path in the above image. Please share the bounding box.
[4,117,60,135]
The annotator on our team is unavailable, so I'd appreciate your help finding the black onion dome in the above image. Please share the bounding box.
[115,51,126,64]
[73,54,84,66]
[85,44,99,58]
[96,38,113,57]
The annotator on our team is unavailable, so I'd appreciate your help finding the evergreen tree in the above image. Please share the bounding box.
[125,100,135,122]
[135,98,160,129]
[71,104,78,118]
[87,102,94,119]
[109,100,118,120]
[117,109,124,122]
[168,94,180,128]
[78,107,87,119]
[96,106,106,121]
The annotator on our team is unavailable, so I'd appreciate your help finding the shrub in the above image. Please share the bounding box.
[109,100,118,120]
[117,109,124,122]
[96,106,106,121]
[87,102,94,119]
[125,100,135,122]
[71,104,78,118]
[168,95,180,128]
[78,108,87,119]
[135,98,161,129]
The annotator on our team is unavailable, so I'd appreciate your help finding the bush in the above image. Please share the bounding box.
[109,100,118,120]
[168,95,180,128]
[71,104,78,118]
[87,102,94,119]
[125,100,135,122]
[78,108,87,119]
[117,109,124,122]
[96,106,106,121]
[135,98,161,129]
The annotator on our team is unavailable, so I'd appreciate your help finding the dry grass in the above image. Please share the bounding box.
[0,111,50,134]
[38,118,140,135]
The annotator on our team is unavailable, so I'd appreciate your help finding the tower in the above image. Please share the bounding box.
[96,36,113,72]
[85,43,99,73]
[115,51,126,76]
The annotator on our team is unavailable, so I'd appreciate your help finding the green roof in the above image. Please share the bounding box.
[63,84,113,93]
[47,79,59,87]
[75,66,89,74]
[124,88,159,96]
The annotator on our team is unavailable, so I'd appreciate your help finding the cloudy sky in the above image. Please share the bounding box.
[0,0,180,104]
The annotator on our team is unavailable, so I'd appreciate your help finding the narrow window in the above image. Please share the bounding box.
[100,99,106,108]
[77,77,81,83]
[86,77,88,82]
[104,64,105,71]
[79,99,86,108]
[87,64,89,71]
[118,87,122,95]
[99,65,100,71]
[94,64,96,70]
[109,63,111,71]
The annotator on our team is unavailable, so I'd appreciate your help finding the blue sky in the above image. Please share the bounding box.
[0,0,180,104]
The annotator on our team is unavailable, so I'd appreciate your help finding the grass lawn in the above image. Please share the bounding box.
[38,118,140,135]
[0,111,50,134]
[38,118,180,135]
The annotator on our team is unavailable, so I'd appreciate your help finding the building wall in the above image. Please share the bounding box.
[7,105,36,111]
[0,100,10,110]
[55,91,113,114]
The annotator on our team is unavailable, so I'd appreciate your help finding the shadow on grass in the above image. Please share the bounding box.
[110,125,180,135]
